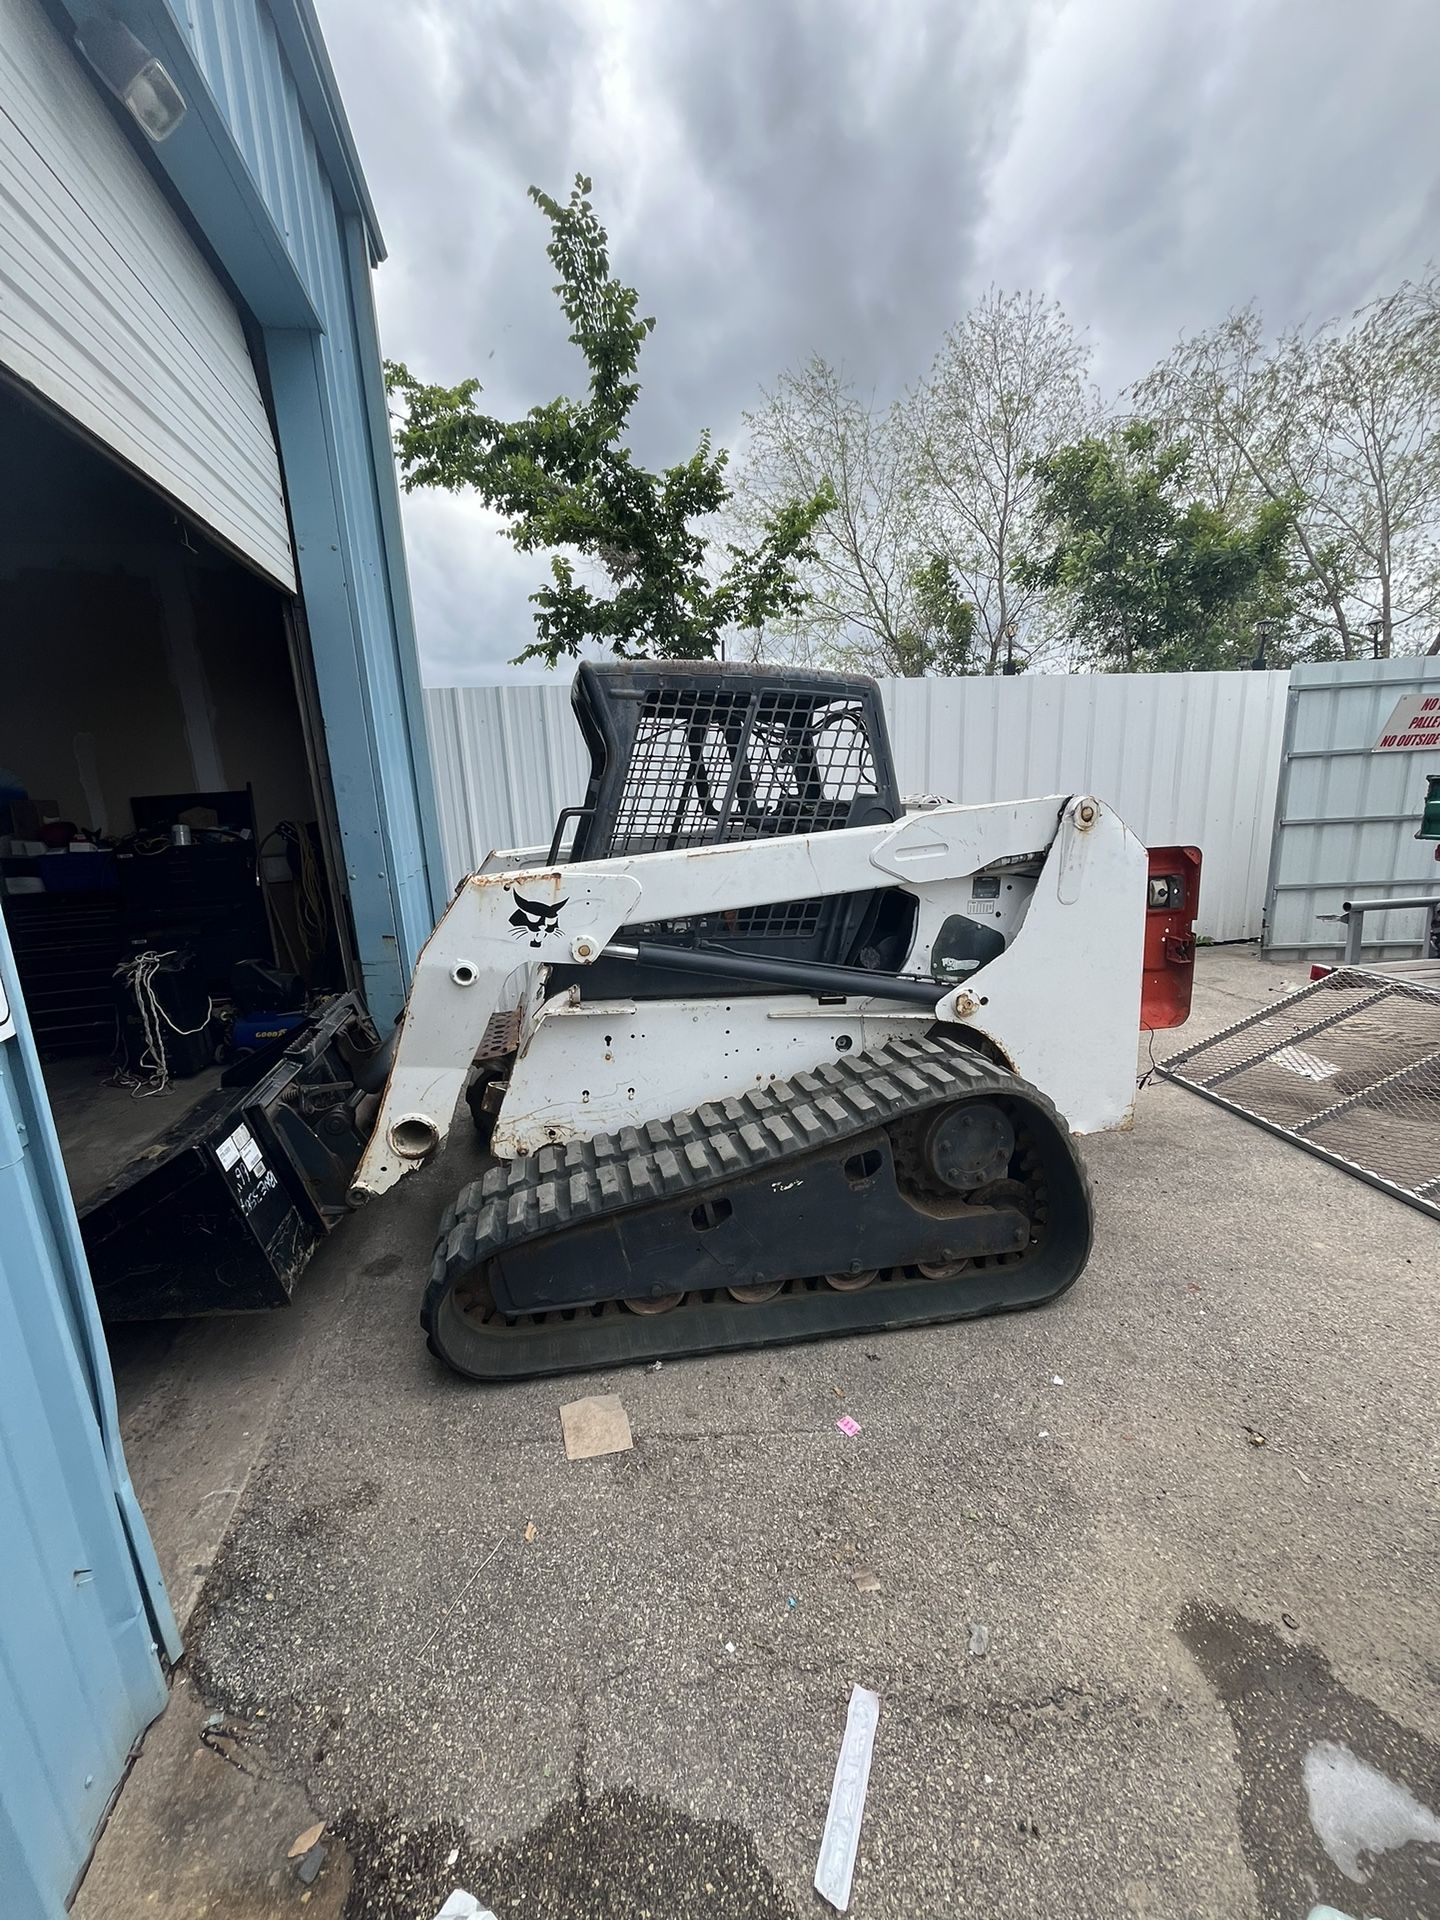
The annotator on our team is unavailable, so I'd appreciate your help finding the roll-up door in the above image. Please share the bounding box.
[0,0,296,589]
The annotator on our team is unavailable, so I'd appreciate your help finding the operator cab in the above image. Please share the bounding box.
[547,662,915,998]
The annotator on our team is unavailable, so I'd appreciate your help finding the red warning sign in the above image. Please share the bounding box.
[1372,690,1440,752]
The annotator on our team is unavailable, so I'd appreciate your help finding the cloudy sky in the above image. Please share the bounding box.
[318,0,1440,685]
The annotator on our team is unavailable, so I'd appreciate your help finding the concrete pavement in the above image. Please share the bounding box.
[77,950,1440,1919]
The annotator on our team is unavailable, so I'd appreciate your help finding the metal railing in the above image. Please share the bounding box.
[1338,895,1440,964]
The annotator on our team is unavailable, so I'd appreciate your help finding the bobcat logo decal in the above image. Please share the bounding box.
[508,888,567,948]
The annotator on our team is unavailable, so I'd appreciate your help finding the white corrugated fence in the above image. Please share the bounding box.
[424,669,1292,942]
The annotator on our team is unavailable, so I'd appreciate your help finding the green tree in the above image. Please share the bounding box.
[385,177,831,668]
[892,555,977,675]
[735,294,1093,675]
[1017,420,1303,671]
[1134,274,1440,659]
[912,289,1096,672]
[735,357,929,675]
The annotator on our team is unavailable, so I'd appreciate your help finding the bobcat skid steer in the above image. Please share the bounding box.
[352,663,1199,1380]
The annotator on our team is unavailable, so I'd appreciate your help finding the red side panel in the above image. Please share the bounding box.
[1142,846,1202,1029]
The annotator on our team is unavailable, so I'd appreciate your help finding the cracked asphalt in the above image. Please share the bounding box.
[86,950,1440,1919]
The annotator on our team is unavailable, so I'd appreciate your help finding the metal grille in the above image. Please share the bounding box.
[730,899,822,938]
[610,687,879,856]
[1159,967,1440,1218]
[633,898,823,944]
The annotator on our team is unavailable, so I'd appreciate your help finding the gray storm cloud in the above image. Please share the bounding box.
[318,0,1440,683]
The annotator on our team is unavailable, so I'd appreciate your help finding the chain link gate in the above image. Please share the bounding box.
[1159,967,1440,1220]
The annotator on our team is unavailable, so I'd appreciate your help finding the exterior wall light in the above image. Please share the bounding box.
[76,15,187,141]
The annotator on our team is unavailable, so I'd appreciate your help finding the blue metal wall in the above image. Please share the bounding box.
[178,0,446,1019]
[0,921,176,1920]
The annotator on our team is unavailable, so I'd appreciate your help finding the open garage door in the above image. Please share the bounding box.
[0,0,295,590]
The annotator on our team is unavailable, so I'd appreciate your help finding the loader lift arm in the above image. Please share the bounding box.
[351,791,1146,1205]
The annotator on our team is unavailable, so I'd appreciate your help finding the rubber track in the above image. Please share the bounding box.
[422,1035,1091,1380]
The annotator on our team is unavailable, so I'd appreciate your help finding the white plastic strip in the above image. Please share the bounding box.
[814,1684,881,1912]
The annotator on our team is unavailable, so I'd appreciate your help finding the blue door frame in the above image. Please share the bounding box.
[0,918,177,1920]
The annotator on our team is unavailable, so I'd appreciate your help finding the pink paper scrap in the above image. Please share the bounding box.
[836,1415,861,1437]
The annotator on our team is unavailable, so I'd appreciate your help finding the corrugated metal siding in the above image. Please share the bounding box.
[175,0,442,1007]
[426,670,1290,942]
[0,922,169,1920]
[425,683,591,877]
[884,671,1289,941]
[0,0,295,589]
[1264,657,1440,959]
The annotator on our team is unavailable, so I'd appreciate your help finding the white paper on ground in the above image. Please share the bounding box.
[559,1393,633,1460]
[814,1684,881,1911]
[432,1892,498,1920]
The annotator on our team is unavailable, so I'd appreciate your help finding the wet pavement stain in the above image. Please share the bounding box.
[360,1251,406,1279]
[1178,1603,1440,1919]
[335,1787,798,1920]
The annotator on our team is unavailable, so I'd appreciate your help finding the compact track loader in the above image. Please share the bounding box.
[353,663,1198,1380]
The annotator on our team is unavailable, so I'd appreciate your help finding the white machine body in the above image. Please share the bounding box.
[351,792,1148,1203]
